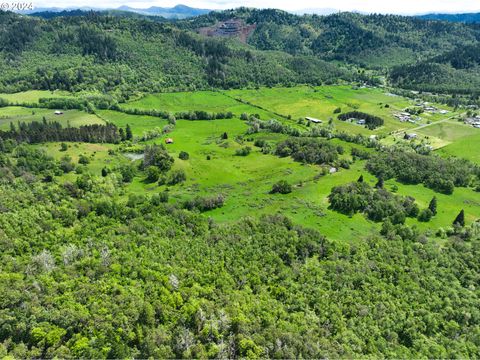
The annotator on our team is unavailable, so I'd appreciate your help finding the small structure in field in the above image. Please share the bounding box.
[404,133,418,140]
[356,119,366,125]
[54,111,63,115]
[165,138,174,144]
[306,117,323,124]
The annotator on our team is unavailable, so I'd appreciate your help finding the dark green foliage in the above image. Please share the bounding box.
[428,196,438,216]
[276,138,341,165]
[453,209,466,227]
[143,144,174,172]
[1,155,479,358]
[418,208,433,222]
[125,124,133,141]
[270,180,292,194]
[167,169,186,185]
[366,150,476,194]
[338,111,385,130]
[329,181,419,223]
[178,151,189,160]
[78,154,90,165]
[235,146,251,156]
[145,166,160,183]
[118,163,136,183]
[357,174,364,183]
[0,120,120,144]
[222,132,228,139]
[60,142,68,151]
[183,194,225,211]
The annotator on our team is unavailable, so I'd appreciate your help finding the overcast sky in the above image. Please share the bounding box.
[34,0,480,15]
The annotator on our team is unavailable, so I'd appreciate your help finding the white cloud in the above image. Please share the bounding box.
[33,0,480,14]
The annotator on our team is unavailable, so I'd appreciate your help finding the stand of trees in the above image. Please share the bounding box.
[329,181,419,223]
[275,138,342,165]
[0,120,121,144]
[366,150,478,194]
[338,111,385,130]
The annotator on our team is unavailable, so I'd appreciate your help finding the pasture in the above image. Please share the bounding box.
[2,85,476,240]
[0,90,71,104]
[0,107,104,130]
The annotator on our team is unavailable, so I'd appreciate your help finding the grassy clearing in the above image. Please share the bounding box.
[226,85,454,135]
[0,107,104,130]
[122,91,280,120]
[416,121,477,142]
[97,110,168,136]
[0,90,71,103]
[18,85,477,241]
[437,131,480,164]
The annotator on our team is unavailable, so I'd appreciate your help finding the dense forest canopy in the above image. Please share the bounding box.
[1,8,480,95]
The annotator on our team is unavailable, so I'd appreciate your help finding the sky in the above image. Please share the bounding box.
[32,0,480,15]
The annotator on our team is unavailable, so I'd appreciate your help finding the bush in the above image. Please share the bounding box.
[270,180,292,194]
[179,151,189,160]
[78,155,90,165]
[418,209,433,222]
[235,146,251,156]
[145,166,160,183]
[167,169,186,185]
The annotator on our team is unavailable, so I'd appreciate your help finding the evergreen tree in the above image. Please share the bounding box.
[125,124,133,141]
[222,132,228,140]
[453,209,465,227]
[119,128,125,141]
[375,178,384,189]
[428,196,437,216]
[357,175,364,183]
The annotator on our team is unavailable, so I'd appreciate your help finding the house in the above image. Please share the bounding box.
[305,117,323,124]
[54,111,63,115]
[357,119,366,125]
[439,110,449,114]
[329,167,337,174]
[165,138,174,144]
[404,133,417,140]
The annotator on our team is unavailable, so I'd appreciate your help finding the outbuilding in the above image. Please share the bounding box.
[165,138,174,144]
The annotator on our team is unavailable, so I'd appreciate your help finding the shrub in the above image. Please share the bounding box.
[168,169,186,185]
[179,151,189,160]
[270,180,292,194]
[235,146,251,156]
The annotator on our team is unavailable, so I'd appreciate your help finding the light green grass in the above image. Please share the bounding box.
[416,121,476,142]
[122,90,279,120]
[0,107,104,130]
[226,85,454,135]
[437,131,480,164]
[97,110,168,136]
[0,90,71,103]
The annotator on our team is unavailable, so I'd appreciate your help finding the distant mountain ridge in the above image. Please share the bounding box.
[19,4,212,18]
[418,12,480,23]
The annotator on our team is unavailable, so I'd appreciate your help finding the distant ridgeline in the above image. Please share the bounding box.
[2,9,480,95]
[0,120,121,144]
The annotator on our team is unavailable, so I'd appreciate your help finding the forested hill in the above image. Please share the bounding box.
[418,13,480,24]
[390,43,480,94]
[0,10,356,97]
[1,9,480,95]
[181,9,480,68]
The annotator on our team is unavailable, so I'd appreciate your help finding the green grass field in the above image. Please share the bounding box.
[226,85,451,135]
[97,110,168,136]
[5,85,476,240]
[437,131,480,164]
[122,90,280,121]
[0,90,71,104]
[0,107,104,130]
